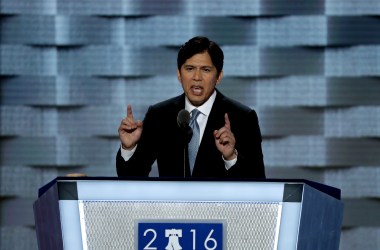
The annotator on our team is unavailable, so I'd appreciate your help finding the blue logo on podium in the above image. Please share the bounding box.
[137,221,224,250]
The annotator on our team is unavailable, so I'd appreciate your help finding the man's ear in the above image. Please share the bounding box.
[216,71,223,85]
[177,69,182,83]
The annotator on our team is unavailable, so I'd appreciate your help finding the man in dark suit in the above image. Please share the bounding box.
[116,36,265,178]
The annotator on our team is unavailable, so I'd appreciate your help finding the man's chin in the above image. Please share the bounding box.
[188,97,205,107]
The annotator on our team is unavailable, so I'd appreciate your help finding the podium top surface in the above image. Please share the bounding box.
[38,177,341,201]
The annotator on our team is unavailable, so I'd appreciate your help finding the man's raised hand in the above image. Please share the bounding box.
[213,113,237,160]
[118,105,143,150]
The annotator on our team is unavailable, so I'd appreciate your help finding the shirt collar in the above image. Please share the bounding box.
[185,90,216,116]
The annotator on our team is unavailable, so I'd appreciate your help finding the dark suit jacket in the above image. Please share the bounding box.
[116,90,265,178]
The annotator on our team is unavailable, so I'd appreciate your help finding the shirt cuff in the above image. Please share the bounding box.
[120,144,137,161]
[223,156,237,170]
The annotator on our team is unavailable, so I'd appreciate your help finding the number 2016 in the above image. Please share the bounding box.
[142,228,219,250]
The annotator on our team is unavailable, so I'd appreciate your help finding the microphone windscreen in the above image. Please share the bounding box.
[177,109,190,128]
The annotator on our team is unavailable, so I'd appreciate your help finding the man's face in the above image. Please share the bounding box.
[177,52,223,107]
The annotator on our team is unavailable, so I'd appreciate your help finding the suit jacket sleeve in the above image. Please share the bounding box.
[226,108,265,178]
[116,106,157,177]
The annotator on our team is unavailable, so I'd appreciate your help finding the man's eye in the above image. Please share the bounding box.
[203,68,211,72]
[185,67,193,71]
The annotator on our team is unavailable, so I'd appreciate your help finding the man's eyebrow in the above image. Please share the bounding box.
[183,64,213,68]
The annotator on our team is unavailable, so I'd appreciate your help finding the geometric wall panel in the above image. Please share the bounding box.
[260,0,324,15]
[325,107,380,137]
[259,107,324,136]
[260,47,324,76]
[58,46,176,76]
[340,228,380,250]
[326,0,380,15]
[2,0,380,249]
[0,166,58,197]
[263,136,328,167]
[1,0,56,15]
[0,136,117,166]
[326,138,380,166]
[1,15,55,44]
[324,167,380,198]
[328,17,380,46]
[0,45,57,75]
[256,76,327,106]
[327,77,380,106]
[325,46,380,76]
[258,16,327,46]
[264,137,380,167]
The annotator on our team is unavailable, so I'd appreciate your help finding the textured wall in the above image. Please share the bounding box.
[1,0,380,249]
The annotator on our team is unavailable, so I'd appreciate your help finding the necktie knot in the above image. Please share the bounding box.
[190,109,201,125]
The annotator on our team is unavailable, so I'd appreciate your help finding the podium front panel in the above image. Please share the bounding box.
[77,200,282,249]
[34,178,342,250]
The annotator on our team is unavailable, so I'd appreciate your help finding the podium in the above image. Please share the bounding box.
[34,177,343,250]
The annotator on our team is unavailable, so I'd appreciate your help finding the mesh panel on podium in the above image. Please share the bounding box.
[79,200,281,250]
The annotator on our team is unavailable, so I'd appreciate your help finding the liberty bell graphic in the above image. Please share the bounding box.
[165,229,183,250]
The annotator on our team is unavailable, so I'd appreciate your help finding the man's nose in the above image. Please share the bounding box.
[193,69,202,80]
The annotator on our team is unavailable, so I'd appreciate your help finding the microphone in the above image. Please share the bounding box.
[177,109,190,128]
[177,109,193,142]
[177,109,192,177]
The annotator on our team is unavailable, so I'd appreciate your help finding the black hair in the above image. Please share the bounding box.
[177,36,224,76]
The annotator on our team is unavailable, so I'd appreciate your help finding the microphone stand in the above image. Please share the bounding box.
[177,109,192,177]
[181,125,192,178]
[183,145,186,178]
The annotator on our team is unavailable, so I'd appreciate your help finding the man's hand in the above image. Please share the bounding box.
[118,105,143,150]
[213,113,237,160]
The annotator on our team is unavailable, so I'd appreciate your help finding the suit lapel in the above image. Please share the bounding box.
[202,91,226,143]
[195,91,226,169]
